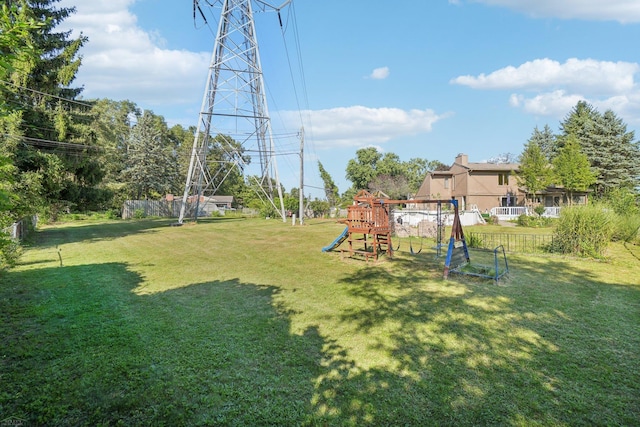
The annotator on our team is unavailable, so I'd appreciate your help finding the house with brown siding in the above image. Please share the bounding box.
[416,153,590,217]
[416,154,524,212]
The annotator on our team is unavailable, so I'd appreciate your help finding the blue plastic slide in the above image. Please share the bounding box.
[322,227,349,252]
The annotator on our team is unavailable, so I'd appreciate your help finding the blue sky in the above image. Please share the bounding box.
[58,0,640,198]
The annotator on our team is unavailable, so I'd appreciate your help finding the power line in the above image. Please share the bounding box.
[2,133,104,153]
[0,79,93,109]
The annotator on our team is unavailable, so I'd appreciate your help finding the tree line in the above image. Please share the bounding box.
[318,148,447,210]
[518,101,640,206]
[0,0,314,227]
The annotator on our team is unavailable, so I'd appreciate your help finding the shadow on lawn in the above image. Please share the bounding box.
[308,255,640,425]
[31,218,172,248]
[0,262,325,426]
[3,255,638,425]
[31,216,249,249]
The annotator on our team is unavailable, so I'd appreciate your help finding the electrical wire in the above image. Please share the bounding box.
[0,79,93,109]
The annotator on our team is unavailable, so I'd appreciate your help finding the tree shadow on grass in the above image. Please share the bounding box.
[31,219,174,248]
[0,263,325,426]
[31,217,250,249]
[308,255,640,425]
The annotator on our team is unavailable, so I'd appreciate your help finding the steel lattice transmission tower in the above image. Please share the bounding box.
[179,0,287,223]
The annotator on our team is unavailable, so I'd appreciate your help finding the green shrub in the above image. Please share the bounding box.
[0,233,22,270]
[611,214,640,243]
[534,205,546,216]
[467,233,485,249]
[551,204,614,258]
[517,213,554,228]
[133,208,146,219]
[105,209,121,220]
[605,188,639,216]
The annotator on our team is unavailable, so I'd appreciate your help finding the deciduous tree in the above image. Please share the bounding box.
[345,147,382,190]
[120,111,179,199]
[517,135,553,206]
[552,135,595,205]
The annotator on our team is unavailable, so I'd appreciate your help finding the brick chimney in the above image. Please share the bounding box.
[455,153,468,166]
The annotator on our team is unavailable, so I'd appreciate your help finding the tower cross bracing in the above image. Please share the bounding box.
[179,0,286,223]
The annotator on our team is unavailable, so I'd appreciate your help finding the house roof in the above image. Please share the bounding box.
[209,195,234,203]
[454,162,519,172]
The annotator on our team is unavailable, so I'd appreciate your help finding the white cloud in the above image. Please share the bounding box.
[453,58,640,124]
[282,106,450,149]
[451,58,639,94]
[58,0,209,110]
[467,0,640,23]
[509,90,585,116]
[368,67,390,80]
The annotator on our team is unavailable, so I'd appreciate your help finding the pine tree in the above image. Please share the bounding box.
[588,110,640,196]
[1,0,93,216]
[528,124,557,161]
[318,161,339,207]
[558,101,640,198]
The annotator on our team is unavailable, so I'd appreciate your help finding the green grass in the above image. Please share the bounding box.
[1,218,639,426]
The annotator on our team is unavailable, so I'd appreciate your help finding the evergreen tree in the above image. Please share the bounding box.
[528,124,556,161]
[552,135,596,205]
[1,0,92,217]
[588,110,640,196]
[558,101,640,198]
[318,161,339,207]
[557,101,600,152]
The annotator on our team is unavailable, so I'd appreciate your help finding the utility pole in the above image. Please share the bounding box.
[299,126,304,225]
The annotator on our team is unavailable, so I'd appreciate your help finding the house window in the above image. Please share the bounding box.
[444,177,449,189]
[573,195,586,205]
[498,173,509,186]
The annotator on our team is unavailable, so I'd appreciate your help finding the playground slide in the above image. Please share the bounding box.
[321,227,349,252]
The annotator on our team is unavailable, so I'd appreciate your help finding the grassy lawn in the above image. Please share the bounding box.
[1,217,639,426]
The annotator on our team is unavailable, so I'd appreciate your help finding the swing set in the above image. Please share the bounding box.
[325,190,468,278]
[393,201,446,257]
[324,190,509,282]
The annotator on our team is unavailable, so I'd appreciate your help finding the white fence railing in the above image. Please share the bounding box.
[541,207,561,217]
[490,207,529,219]
[490,206,562,220]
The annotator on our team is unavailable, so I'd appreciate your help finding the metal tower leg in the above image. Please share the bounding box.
[179,0,286,223]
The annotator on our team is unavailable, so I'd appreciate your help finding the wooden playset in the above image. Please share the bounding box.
[324,190,475,279]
